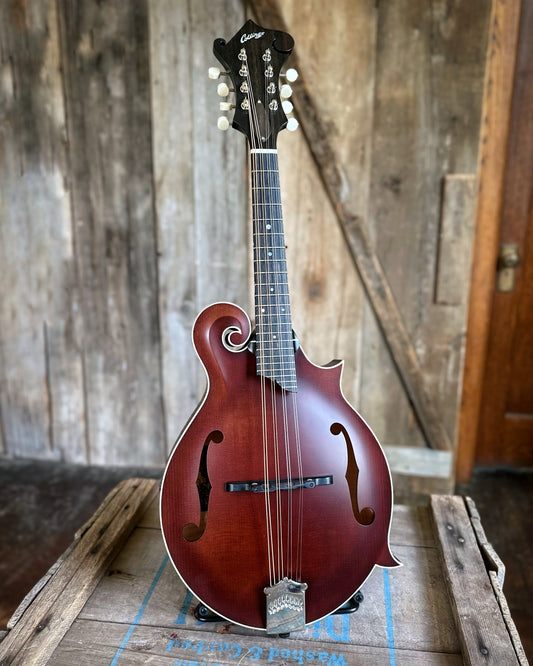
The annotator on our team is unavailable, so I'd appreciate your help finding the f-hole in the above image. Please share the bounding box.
[182,430,224,542]
[330,423,375,526]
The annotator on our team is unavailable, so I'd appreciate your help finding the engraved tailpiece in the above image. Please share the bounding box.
[264,577,308,634]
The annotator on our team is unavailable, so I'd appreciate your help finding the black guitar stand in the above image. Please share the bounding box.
[194,590,364,636]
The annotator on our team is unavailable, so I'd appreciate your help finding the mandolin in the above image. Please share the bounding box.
[160,19,399,635]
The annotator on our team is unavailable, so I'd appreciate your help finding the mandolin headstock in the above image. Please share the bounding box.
[212,20,295,149]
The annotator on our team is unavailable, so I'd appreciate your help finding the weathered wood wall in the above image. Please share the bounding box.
[0,0,490,473]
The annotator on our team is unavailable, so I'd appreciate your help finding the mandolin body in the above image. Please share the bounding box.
[160,302,399,630]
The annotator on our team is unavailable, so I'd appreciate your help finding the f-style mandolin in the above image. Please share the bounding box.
[160,19,399,635]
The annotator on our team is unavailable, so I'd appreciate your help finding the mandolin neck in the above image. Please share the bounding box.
[251,149,297,393]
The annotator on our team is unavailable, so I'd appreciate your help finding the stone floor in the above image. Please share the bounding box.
[0,458,531,660]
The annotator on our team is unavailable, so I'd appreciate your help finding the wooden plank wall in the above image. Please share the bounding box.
[276,1,488,459]
[0,1,489,470]
[0,0,246,465]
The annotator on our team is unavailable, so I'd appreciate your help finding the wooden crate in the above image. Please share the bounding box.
[0,479,527,665]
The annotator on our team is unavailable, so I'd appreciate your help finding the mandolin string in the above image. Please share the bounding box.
[272,145,293,580]
[264,59,285,585]
[276,125,304,581]
[263,65,284,585]
[250,59,282,586]
[292,391,305,582]
[267,60,290,583]
[246,57,275,588]
[265,76,304,583]
[264,53,302,584]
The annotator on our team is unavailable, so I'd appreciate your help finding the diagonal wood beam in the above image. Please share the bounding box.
[248,0,453,452]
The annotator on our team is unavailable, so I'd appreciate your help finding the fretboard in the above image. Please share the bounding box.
[251,150,297,392]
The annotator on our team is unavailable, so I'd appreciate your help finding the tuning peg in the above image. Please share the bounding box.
[219,101,234,111]
[283,68,299,83]
[217,116,230,131]
[282,100,293,114]
[217,82,230,97]
[280,84,293,99]
[286,117,299,132]
[209,67,229,80]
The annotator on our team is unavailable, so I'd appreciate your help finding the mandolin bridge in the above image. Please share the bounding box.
[225,475,332,493]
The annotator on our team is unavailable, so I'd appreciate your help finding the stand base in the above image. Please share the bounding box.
[193,591,364,636]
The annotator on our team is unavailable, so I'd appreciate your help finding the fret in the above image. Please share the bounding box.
[255,303,290,310]
[256,328,294,333]
[255,312,291,318]
[254,286,289,290]
[256,344,295,350]
[253,257,288,261]
[253,262,288,267]
[254,282,289,287]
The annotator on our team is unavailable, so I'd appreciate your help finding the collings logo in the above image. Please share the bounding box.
[240,31,265,43]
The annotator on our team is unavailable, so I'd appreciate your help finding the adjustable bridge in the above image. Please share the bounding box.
[225,475,333,493]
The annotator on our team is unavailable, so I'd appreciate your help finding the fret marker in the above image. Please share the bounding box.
[270,288,274,291]
[262,308,265,313]
[266,224,271,230]
[281,308,285,312]
[268,252,272,256]
[273,335,277,339]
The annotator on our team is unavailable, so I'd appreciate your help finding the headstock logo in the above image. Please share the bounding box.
[240,31,265,43]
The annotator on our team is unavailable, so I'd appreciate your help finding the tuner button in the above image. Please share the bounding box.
[217,116,230,131]
[287,117,299,132]
[208,67,221,79]
[217,82,230,97]
[280,84,293,99]
[285,68,299,83]
[219,101,234,111]
[282,100,293,114]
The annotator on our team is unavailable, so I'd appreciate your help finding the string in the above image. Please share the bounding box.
[263,95,284,585]
[264,54,285,585]
[245,51,275,587]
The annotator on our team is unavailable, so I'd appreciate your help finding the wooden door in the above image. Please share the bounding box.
[475,0,533,466]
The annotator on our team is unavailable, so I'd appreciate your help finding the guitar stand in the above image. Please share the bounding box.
[194,590,364,637]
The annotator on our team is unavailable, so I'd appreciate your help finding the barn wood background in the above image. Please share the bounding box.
[0,0,490,491]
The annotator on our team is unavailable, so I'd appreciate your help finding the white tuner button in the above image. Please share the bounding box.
[208,67,221,79]
[217,116,230,131]
[217,82,230,97]
[280,84,293,99]
[287,117,299,132]
[219,101,233,111]
[285,68,299,83]
[282,100,293,114]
